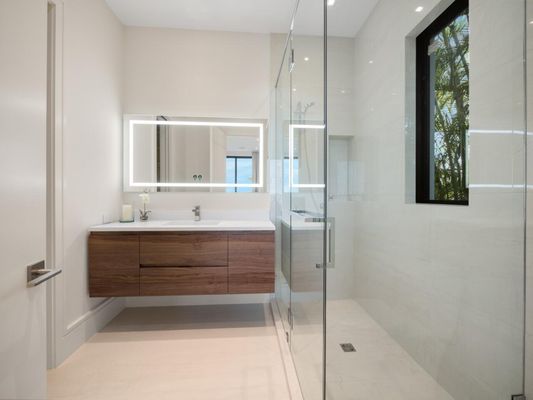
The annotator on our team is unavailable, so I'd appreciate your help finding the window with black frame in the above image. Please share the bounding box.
[226,156,254,193]
[416,0,469,205]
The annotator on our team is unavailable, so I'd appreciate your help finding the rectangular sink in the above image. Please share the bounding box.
[164,220,221,226]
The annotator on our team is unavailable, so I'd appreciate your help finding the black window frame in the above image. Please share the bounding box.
[226,155,253,193]
[416,0,469,206]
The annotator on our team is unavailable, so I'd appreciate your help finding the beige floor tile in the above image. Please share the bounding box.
[286,298,455,400]
[48,304,293,400]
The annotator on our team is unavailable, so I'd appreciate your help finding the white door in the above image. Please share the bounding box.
[0,1,49,399]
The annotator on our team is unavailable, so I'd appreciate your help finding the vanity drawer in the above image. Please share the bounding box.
[228,231,275,294]
[140,267,228,296]
[140,232,228,267]
[89,233,140,297]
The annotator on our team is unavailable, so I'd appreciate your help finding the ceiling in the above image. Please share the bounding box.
[105,0,378,37]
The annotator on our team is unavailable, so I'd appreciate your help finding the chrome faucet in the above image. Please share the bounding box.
[192,205,201,221]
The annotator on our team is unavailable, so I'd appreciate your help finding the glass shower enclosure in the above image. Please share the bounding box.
[274,1,327,398]
[274,0,531,399]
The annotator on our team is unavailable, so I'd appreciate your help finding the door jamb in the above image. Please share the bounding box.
[46,0,64,370]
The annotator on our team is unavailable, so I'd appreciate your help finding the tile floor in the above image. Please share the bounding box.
[288,298,455,400]
[48,304,295,400]
[48,299,459,400]
[325,299,455,399]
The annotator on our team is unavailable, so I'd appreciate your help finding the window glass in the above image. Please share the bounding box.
[417,0,469,204]
[226,156,253,193]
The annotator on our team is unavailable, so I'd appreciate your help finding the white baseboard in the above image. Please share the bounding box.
[54,297,125,367]
[125,293,273,308]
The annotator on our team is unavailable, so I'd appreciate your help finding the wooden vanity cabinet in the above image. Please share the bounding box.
[228,232,275,294]
[139,232,228,296]
[88,233,140,297]
[88,230,274,297]
[140,232,227,267]
[140,267,228,296]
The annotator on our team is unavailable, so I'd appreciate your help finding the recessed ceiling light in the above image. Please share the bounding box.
[415,6,424,12]
[530,20,533,24]
[292,88,297,92]
[368,60,374,64]
[327,0,335,6]
[304,57,309,61]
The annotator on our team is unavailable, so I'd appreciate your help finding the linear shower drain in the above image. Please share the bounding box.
[340,343,356,352]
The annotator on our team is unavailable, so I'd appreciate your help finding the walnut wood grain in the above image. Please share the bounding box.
[228,231,275,294]
[140,232,228,267]
[140,267,228,296]
[89,233,140,297]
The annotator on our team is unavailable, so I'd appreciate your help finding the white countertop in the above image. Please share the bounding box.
[89,219,275,232]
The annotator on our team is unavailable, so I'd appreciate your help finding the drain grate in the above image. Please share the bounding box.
[340,343,356,352]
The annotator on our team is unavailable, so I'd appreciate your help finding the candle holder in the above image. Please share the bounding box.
[120,204,134,223]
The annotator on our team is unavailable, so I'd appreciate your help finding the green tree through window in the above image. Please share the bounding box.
[417,0,469,204]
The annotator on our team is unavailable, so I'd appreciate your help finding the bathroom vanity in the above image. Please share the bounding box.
[88,220,275,297]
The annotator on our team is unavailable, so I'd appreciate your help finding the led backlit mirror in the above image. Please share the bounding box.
[124,116,265,192]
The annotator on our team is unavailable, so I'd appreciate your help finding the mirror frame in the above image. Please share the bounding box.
[123,115,265,192]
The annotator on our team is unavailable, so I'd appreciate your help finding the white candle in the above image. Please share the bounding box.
[121,204,133,221]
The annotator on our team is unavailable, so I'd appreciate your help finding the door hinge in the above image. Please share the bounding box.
[512,395,526,400]
[289,49,295,72]
[288,307,294,329]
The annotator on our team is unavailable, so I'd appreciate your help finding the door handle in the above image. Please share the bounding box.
[326,217,335,268]
[27,260,62,287]
[302,217,335,269]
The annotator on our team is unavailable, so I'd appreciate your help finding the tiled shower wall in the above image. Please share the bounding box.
[349,1,526,399]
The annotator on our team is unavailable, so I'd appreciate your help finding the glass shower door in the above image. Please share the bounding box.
[288,2,327,399]
[275,30,293,337]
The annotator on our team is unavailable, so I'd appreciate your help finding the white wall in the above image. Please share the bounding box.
[122,26,272,213]
[123,27,271,119]
[349,1,526,399]
[54,0,124,365]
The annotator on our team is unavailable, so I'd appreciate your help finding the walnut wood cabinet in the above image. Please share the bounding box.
[228,232,274,294]
[88,231,274,297]
[88,233,140,297]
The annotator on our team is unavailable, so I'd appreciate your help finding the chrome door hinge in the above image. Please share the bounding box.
[288,307,294,329]
[289,49,295,72]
